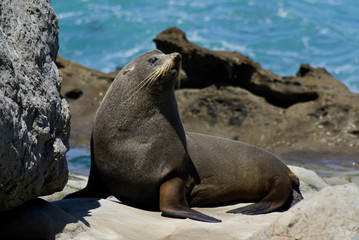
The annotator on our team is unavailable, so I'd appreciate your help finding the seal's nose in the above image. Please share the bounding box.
[172,53,182,63]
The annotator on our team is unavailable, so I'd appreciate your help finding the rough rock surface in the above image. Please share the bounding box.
[0,0,70,211]
[175,84,359,153]
[250,184,359,240]
[154,27,321,108]
[1,166,336,240]
[5,183,357,240]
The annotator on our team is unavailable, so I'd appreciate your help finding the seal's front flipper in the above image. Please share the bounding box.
[159,177,221,223]
[64,159,111,199]
[63,185,110,199]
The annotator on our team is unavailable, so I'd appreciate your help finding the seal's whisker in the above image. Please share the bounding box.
[121,59,174,104]
[121,75,153,104]
[149,70,162,85]
[150,59,172,85]
[145,70,160,86]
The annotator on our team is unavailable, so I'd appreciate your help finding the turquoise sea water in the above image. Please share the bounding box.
[53,0,359,92]
[52,0,359,174]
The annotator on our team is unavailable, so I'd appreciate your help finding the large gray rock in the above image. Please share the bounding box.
[0,0,70,211]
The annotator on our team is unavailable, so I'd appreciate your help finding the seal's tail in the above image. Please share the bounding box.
[289,173,304,208]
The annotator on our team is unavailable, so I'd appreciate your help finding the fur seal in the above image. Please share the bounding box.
[65,50,220,222]
[65,50,303,222]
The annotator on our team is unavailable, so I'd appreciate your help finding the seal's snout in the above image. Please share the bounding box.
[171,53,182,71]
[172,53,182,63]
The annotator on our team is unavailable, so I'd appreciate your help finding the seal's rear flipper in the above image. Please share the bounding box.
[159,177,221,223]
[161,208,221,223]
[226,201,275,215]
[227,176,293,215]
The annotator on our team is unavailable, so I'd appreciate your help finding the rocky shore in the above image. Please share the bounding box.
[3,167,357,240]
[62,27,359,157]
[1,0,359,239]
[60,27,359,179]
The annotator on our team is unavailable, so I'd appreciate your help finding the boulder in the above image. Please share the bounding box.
[175,84,359,153]
[0,0,70,211]
[250,184,359,240]
[154,27,323,108]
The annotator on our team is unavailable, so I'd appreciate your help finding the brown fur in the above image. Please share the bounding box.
[65,50,303,222]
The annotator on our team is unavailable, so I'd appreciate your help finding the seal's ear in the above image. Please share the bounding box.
[122,66,135,75]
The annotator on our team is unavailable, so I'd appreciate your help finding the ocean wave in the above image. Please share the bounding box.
[100,47,145,73]
[57,11,83,20]
[53,0,359,93]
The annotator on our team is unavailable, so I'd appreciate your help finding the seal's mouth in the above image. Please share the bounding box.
[171,62,181,72]
[170,53,182,72]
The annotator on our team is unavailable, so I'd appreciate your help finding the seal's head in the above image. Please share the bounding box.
[118,50,182,102]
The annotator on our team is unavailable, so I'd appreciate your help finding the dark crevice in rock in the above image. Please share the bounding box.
[246,84,319,108]
[349,130,359,137]
[65,89,83,100]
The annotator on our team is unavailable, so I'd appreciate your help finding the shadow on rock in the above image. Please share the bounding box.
[0,198,100,240]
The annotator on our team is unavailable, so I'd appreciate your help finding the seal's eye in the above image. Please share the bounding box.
[148,57,158,65]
